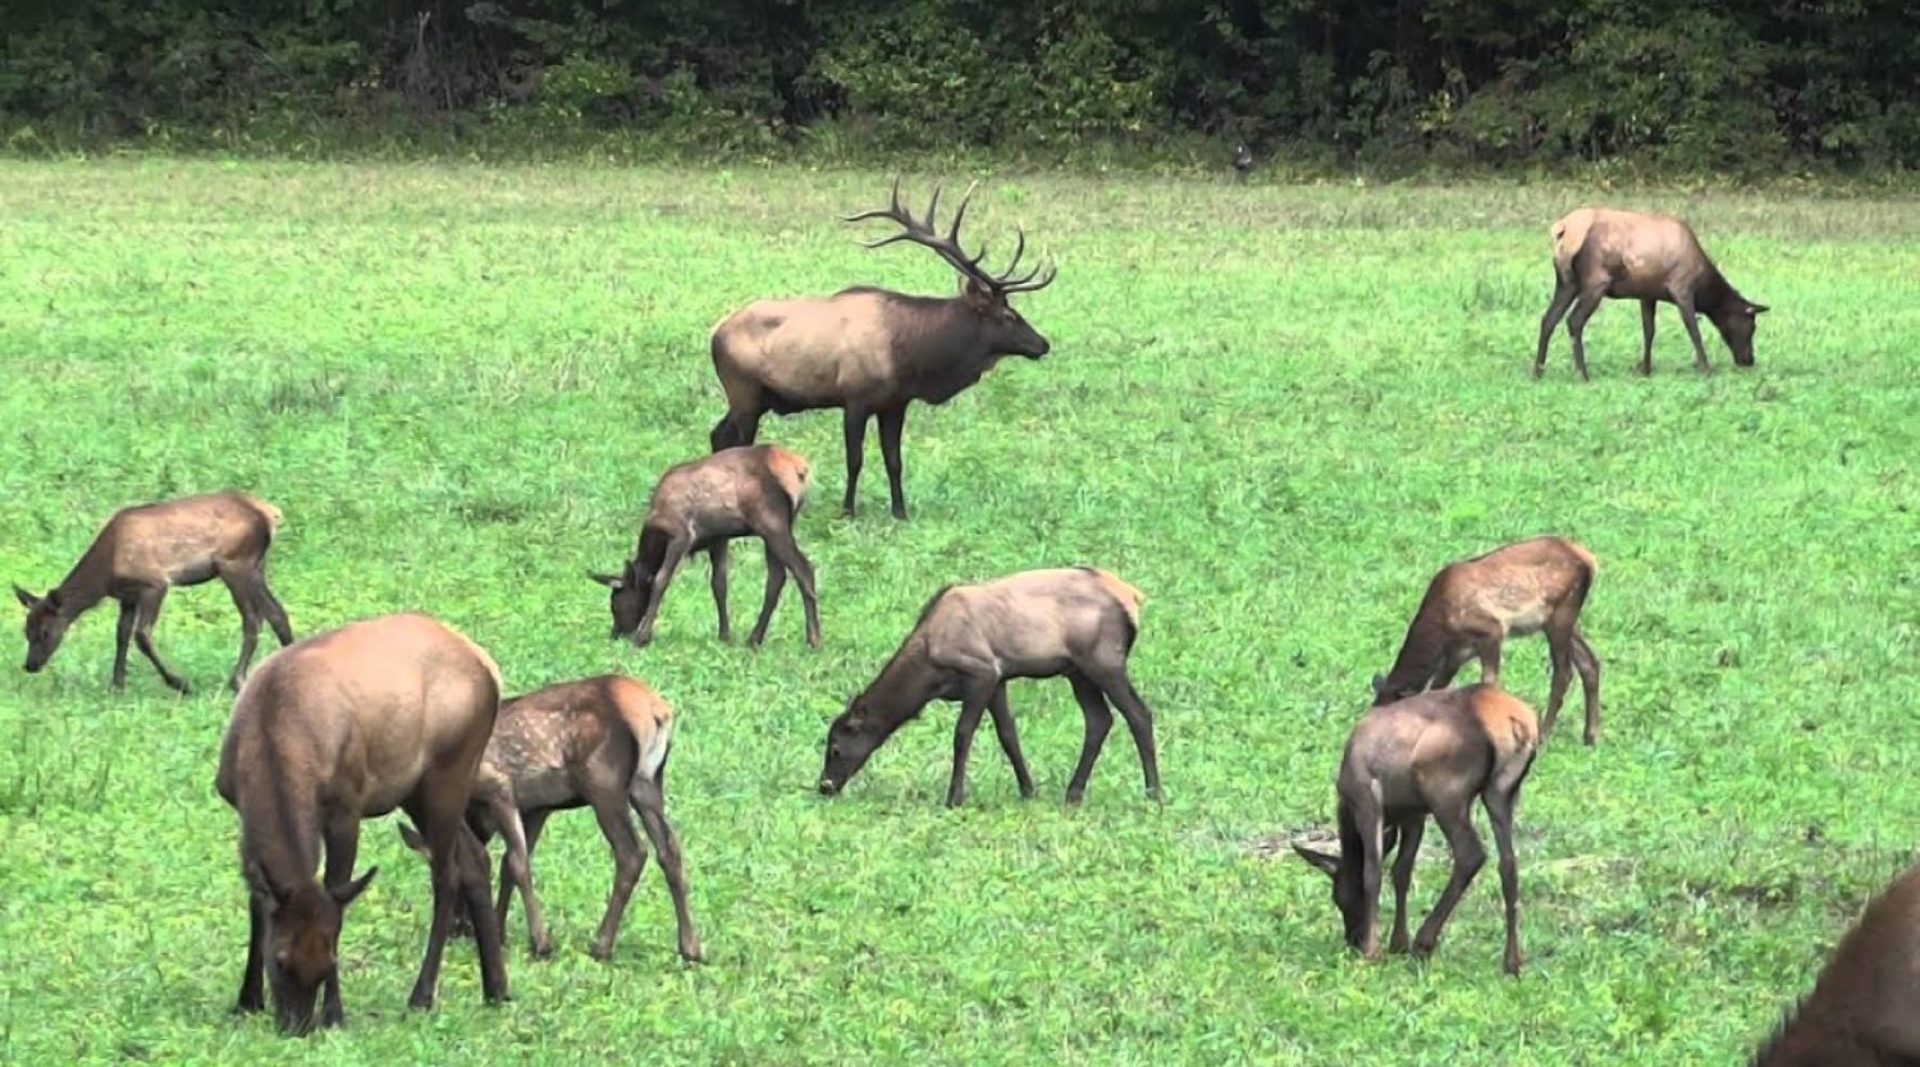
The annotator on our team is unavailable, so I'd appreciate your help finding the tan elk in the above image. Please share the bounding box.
[1293,685,1540,975]
[591,445,820,649]
[14,491,294,693]
[708,177,1057,520]
[819,567,1160,807]
[398,674,702,963]
[1534,207,1769,380]
[1372,536,1602,746]
[216,614,509,1036]
[1752,862,1920,1065]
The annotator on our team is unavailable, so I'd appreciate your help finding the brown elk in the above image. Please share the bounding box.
[708,177,1057,520]
[1752,862,1920,1065]
[397,674,702,963]
[1372,536,1601,746]
[591,445,820,649]
[1534,206,1769,380]
[215,613,509,1036]
[13,491,294,693]
[819,567,1160,807]
[1293,684,1540,975]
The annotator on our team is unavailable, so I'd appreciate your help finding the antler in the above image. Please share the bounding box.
[844,176,1056,296]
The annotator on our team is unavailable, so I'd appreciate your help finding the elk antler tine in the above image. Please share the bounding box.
[1000,227,1028,277]
[947,182,978,242]
[890,173,906,214]
[923,182,943,231]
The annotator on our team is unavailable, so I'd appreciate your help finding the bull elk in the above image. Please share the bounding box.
[13,491,294,693]
[1372,536,1602,746]
[819,567,1161,807]
[1293,685,1540,975]
[708,177,1057,520]
[215,614,509,1035]
[1534,207,1769,380]
[398,674,702,963]
[1752,861,1920,1065]
[591,445,820,649]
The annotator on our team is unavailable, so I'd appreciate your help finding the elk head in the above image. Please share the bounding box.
[589,564,649,642]
[819,695,899,795]
[846,177,1057,360]
[249,862,376,1036]
[1292,843,1371,953]
[1709,300,1768,367]
[13,585,71,674]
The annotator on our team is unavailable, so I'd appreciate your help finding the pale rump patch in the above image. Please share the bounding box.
[1470,688,1540,764]
[1087,568,1146,630]
[765,447,812,508]
[639,715,673,780]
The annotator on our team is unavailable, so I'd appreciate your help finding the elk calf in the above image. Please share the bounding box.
[14,491,293,693]
[710,177,1056,520]
[1535,207,1769,380]
[215,614,508,1036]
[1372,536,1601,745]
[592,445,820,649]
[399,675,702,963]
[819,567,1160,807]
[1753,862,1920,1065]
[1293,685,1540,975]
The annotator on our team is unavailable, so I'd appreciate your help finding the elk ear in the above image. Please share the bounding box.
[1749,303,1769,316]
[1292,843,1342,878]
[589,571,625,590]
[331,867,377,907]
[12,584,36,610]
[396,823,430,856]
[1370,673,1387,697]
[960,277,996,306]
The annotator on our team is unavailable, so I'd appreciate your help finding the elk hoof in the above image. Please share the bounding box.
[529,939,554,961]
[588,942,613,962]
[891,508,909,521]
[233,996,264,1016]
[407,992,435,1012]
[806,632,822,649]
[679,939,704,964]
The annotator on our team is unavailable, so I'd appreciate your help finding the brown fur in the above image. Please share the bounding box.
[399,675,702,963]
[13,491,294,693]
[1752,863,1920,1066]
[1294,685,1540,975]
[1374,536,1602,746]
[214,614,509,1035]
[820,567,1160,807]
[709,178,1057,520]
[1535,207,1768,380]
[591,445,821,650]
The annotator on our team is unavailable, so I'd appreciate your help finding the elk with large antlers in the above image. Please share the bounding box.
[708,177,1057,520]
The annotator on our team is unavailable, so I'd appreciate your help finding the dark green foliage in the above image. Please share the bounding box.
[1,1,1914,169]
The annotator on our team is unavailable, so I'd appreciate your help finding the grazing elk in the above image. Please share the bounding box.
[1753,862,1920,1065]
[1293,685,1540,975]
[216,614,508,1036]
[591,445,820,649]
[819,567,1160,807]
[1372,536,1602,746]
[1535,206,1769,380]
[397,675,702,963]
[13,491,294,693]
[708,177,1057,520]
[1233,141,1255,181]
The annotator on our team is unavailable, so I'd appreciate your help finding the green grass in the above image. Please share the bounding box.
[0,160,1915,1065]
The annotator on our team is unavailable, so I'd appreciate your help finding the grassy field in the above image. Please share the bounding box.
[0,160,1914,1065]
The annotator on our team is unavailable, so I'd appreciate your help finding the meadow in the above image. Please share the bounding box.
[0,160,1914,1065]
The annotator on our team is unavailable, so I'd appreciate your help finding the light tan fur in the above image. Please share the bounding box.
[713,293,904,410]
[927,568,1140,679]
[761,446,812,510]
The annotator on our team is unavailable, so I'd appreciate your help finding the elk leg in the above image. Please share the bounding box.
[1354,798,1386,961]
[220,569,263,693]
[111,598,135,690]
[256,574,295,646]
[632,538,690,648]
[1064,673,1114,804]
[236,891,267,1014]
[762,527,820,648]
[493,800,552,959]
[1483,783,1528,975]
[408,812,508,1009]
[587,798,647,961]
[1674,298,1715,374]
[945,682,994,808]
[986,683,1036,799]
[1087,664,1162,803]
[877,405,909,520]
[1474,633,1506,690]
[1386,816,1426,954]
[707,540,732,644]
[131,587,191,693]
[1533,279,1577,378]
[1638,299,1659,375]
[319,817,361,1027]
[841,408,870,517]
[630,775,702,962]
[456,825,510,1003]
[1571,630,1603,746]
[1411,799,1487,960]
[1564,288,1604,382]
[1542,618,1577,738]
[746,544,787,648]
[495,810,549,947]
